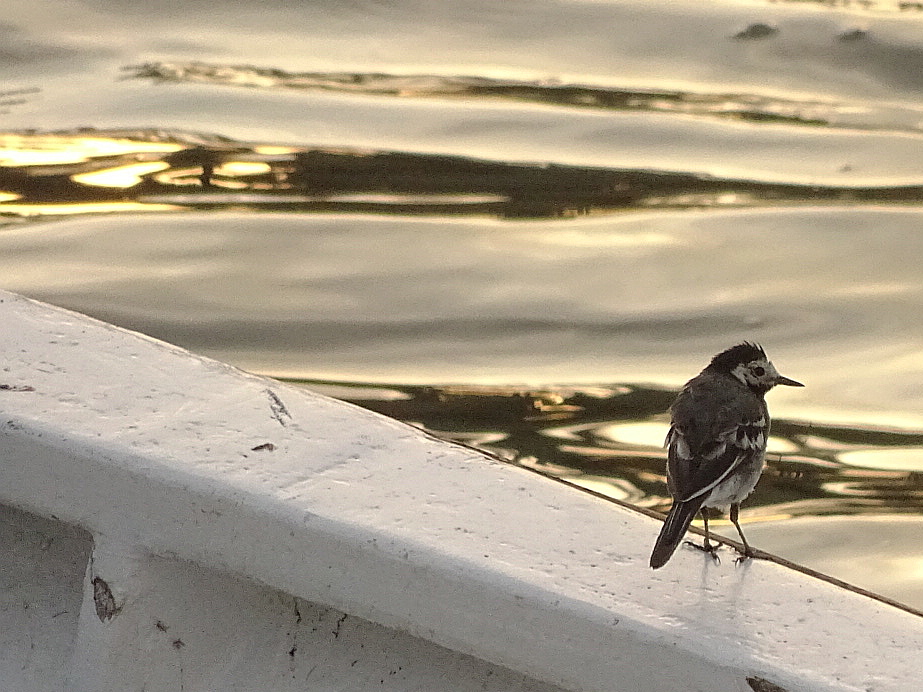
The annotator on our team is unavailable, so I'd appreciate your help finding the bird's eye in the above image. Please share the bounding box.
[753,366,766,376]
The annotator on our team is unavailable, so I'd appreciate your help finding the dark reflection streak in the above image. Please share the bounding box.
[8,129,923,219]
[285,378,923,520]
[122,62,848,130]
[779,419,923,446]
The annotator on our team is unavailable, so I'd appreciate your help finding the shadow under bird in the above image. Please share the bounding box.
[649,343,803,570]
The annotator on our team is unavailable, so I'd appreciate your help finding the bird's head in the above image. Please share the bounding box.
[706,342,804,393]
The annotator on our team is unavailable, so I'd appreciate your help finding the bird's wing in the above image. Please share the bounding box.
[664,374,768,503]
[665,418,766,503]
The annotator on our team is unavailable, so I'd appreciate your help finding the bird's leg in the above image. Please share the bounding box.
[730,503,754,563]
[684,508,720,563]
[701,510,714,552]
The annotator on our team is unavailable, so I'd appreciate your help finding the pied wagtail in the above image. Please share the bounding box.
[649,343,803,569]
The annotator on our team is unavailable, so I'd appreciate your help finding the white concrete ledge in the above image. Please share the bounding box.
[1,289,921,692]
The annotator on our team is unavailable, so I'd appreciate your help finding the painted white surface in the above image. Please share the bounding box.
[0,505,563,692]
[0,505,89,691]
[0,288,921,692]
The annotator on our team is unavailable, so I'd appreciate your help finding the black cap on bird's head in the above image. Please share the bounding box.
[705,342,804,391]
[706,342,766,374]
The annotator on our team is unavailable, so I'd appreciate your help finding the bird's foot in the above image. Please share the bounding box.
[684,539,720,564]
[734,547,756,565]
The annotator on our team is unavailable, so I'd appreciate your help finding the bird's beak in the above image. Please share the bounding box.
[776,375,804,387]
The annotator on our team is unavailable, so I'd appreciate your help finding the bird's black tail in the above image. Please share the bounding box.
[649,497,706,569]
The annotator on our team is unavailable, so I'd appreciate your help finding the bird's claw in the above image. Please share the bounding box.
[734,549,755,565]
[684,539,720,564]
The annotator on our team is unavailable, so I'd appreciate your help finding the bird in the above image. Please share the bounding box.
[649,342,803,569]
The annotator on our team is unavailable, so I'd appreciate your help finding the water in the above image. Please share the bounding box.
[3,0,923,610]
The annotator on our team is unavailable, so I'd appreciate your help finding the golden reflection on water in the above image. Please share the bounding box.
[595,421,667,447]
[0,134,183,165]
[8,130,923,219]
[839,448,923,472]
[71,162,171,187]
[0,202,181,216]
[216,162,273,177]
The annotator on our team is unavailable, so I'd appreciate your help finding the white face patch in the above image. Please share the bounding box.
[730,357,781,390]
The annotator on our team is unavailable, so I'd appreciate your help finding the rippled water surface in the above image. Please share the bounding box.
[3,0,923,611]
